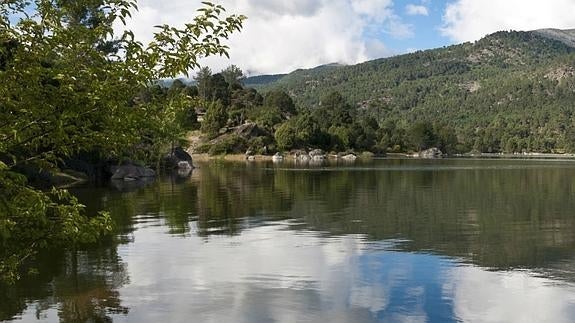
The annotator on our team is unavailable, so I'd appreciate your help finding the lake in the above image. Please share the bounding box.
[2,158,575,322]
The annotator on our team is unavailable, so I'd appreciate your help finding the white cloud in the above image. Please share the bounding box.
[448,266,575,323]
[441,0,575,42]
[405,4,429,16]
[118,0,413,75]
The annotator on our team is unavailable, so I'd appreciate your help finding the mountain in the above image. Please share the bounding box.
[242,74,286,87]
[250,29,575,153]
[534,28,575,48]
[242,63,346,87]
[260,29,575,104]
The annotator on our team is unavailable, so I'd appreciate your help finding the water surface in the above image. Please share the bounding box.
[2,158,575,322]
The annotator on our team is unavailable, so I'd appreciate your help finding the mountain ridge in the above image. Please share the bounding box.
[245,28,575,91]
[243,28,575,153]
[533,28,575,48]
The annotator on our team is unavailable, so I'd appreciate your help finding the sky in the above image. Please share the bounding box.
[118,0,575,76]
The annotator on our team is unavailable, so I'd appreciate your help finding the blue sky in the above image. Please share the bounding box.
[379,0,452,54]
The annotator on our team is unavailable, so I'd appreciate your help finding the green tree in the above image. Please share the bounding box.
[167,79,187,98]
[434,124,458,154]
[201,101,229,139]
[0,0,245,282]
[264,90,297,116]
[410,121,436,151]
[202,73,231,106]
[195,66,212,100]
[275,121,297,151]
[222,65,244,90]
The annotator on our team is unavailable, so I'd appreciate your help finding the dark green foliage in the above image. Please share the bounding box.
[228,87,264,125]
[208,135,246,155]
[434,124,458,154]
[264,90,297,116]
[274,113,325,150]
[410,122,436,151]
[258,30,575,153]
[242,73,286,87]
[197,30,575,155]
[201,101,228,139]
[0,39,17,71]
[1,0,245,282]
[205,73,231,106]
[250,106,284,132]
[247,136,275,155]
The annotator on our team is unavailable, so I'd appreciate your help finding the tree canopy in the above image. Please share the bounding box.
[0,0,245,282]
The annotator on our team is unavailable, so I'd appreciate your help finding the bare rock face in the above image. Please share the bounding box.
[544,65,575,81]
[419,148,443,159]
[234,122,266,139]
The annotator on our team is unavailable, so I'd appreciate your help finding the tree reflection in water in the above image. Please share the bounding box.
[2,159,575,321]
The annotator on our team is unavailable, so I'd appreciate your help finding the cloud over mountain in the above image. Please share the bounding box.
[119,0,413,75]
[441,0,575,42]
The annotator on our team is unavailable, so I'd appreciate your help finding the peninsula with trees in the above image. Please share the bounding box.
[181,28,575,157]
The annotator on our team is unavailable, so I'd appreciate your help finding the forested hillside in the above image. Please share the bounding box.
[257,30,575,153]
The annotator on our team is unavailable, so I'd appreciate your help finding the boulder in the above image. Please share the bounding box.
[165,147,194,169]
[172,146,193,161]
[419,147,443,158]
[177,161,192,169]
[309,149,325,157]
[272,152,284,162]
[234,122,266,139]
[341,153,357,161]
[298,154,310,162]
[176,167,192,178]
[294,150,310,161]
[309,149,326,161]
[111,164,156,181]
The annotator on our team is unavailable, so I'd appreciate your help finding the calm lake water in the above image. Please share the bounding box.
[2,158,575,322]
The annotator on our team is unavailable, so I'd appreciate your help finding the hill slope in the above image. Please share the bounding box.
[534,28,575,48]
[256,30,575,153]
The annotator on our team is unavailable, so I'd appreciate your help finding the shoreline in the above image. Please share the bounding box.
[191,152,575,162]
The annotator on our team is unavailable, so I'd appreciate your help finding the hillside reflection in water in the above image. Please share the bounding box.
[3,159,575,322]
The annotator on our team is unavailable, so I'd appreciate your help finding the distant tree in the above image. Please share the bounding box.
[252,106,284,132]
[195,67,212,99]
[275,121,297,151]
[264,90,297,116]
[316,91,354,128]
[222,65,244,89]
[201,101,228,138]
[410,121,436,151]
[434,124,458,154]
[563,127,575,153]
[182,85,199,98]
[207,73,231,106]
[168,79,187,97]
